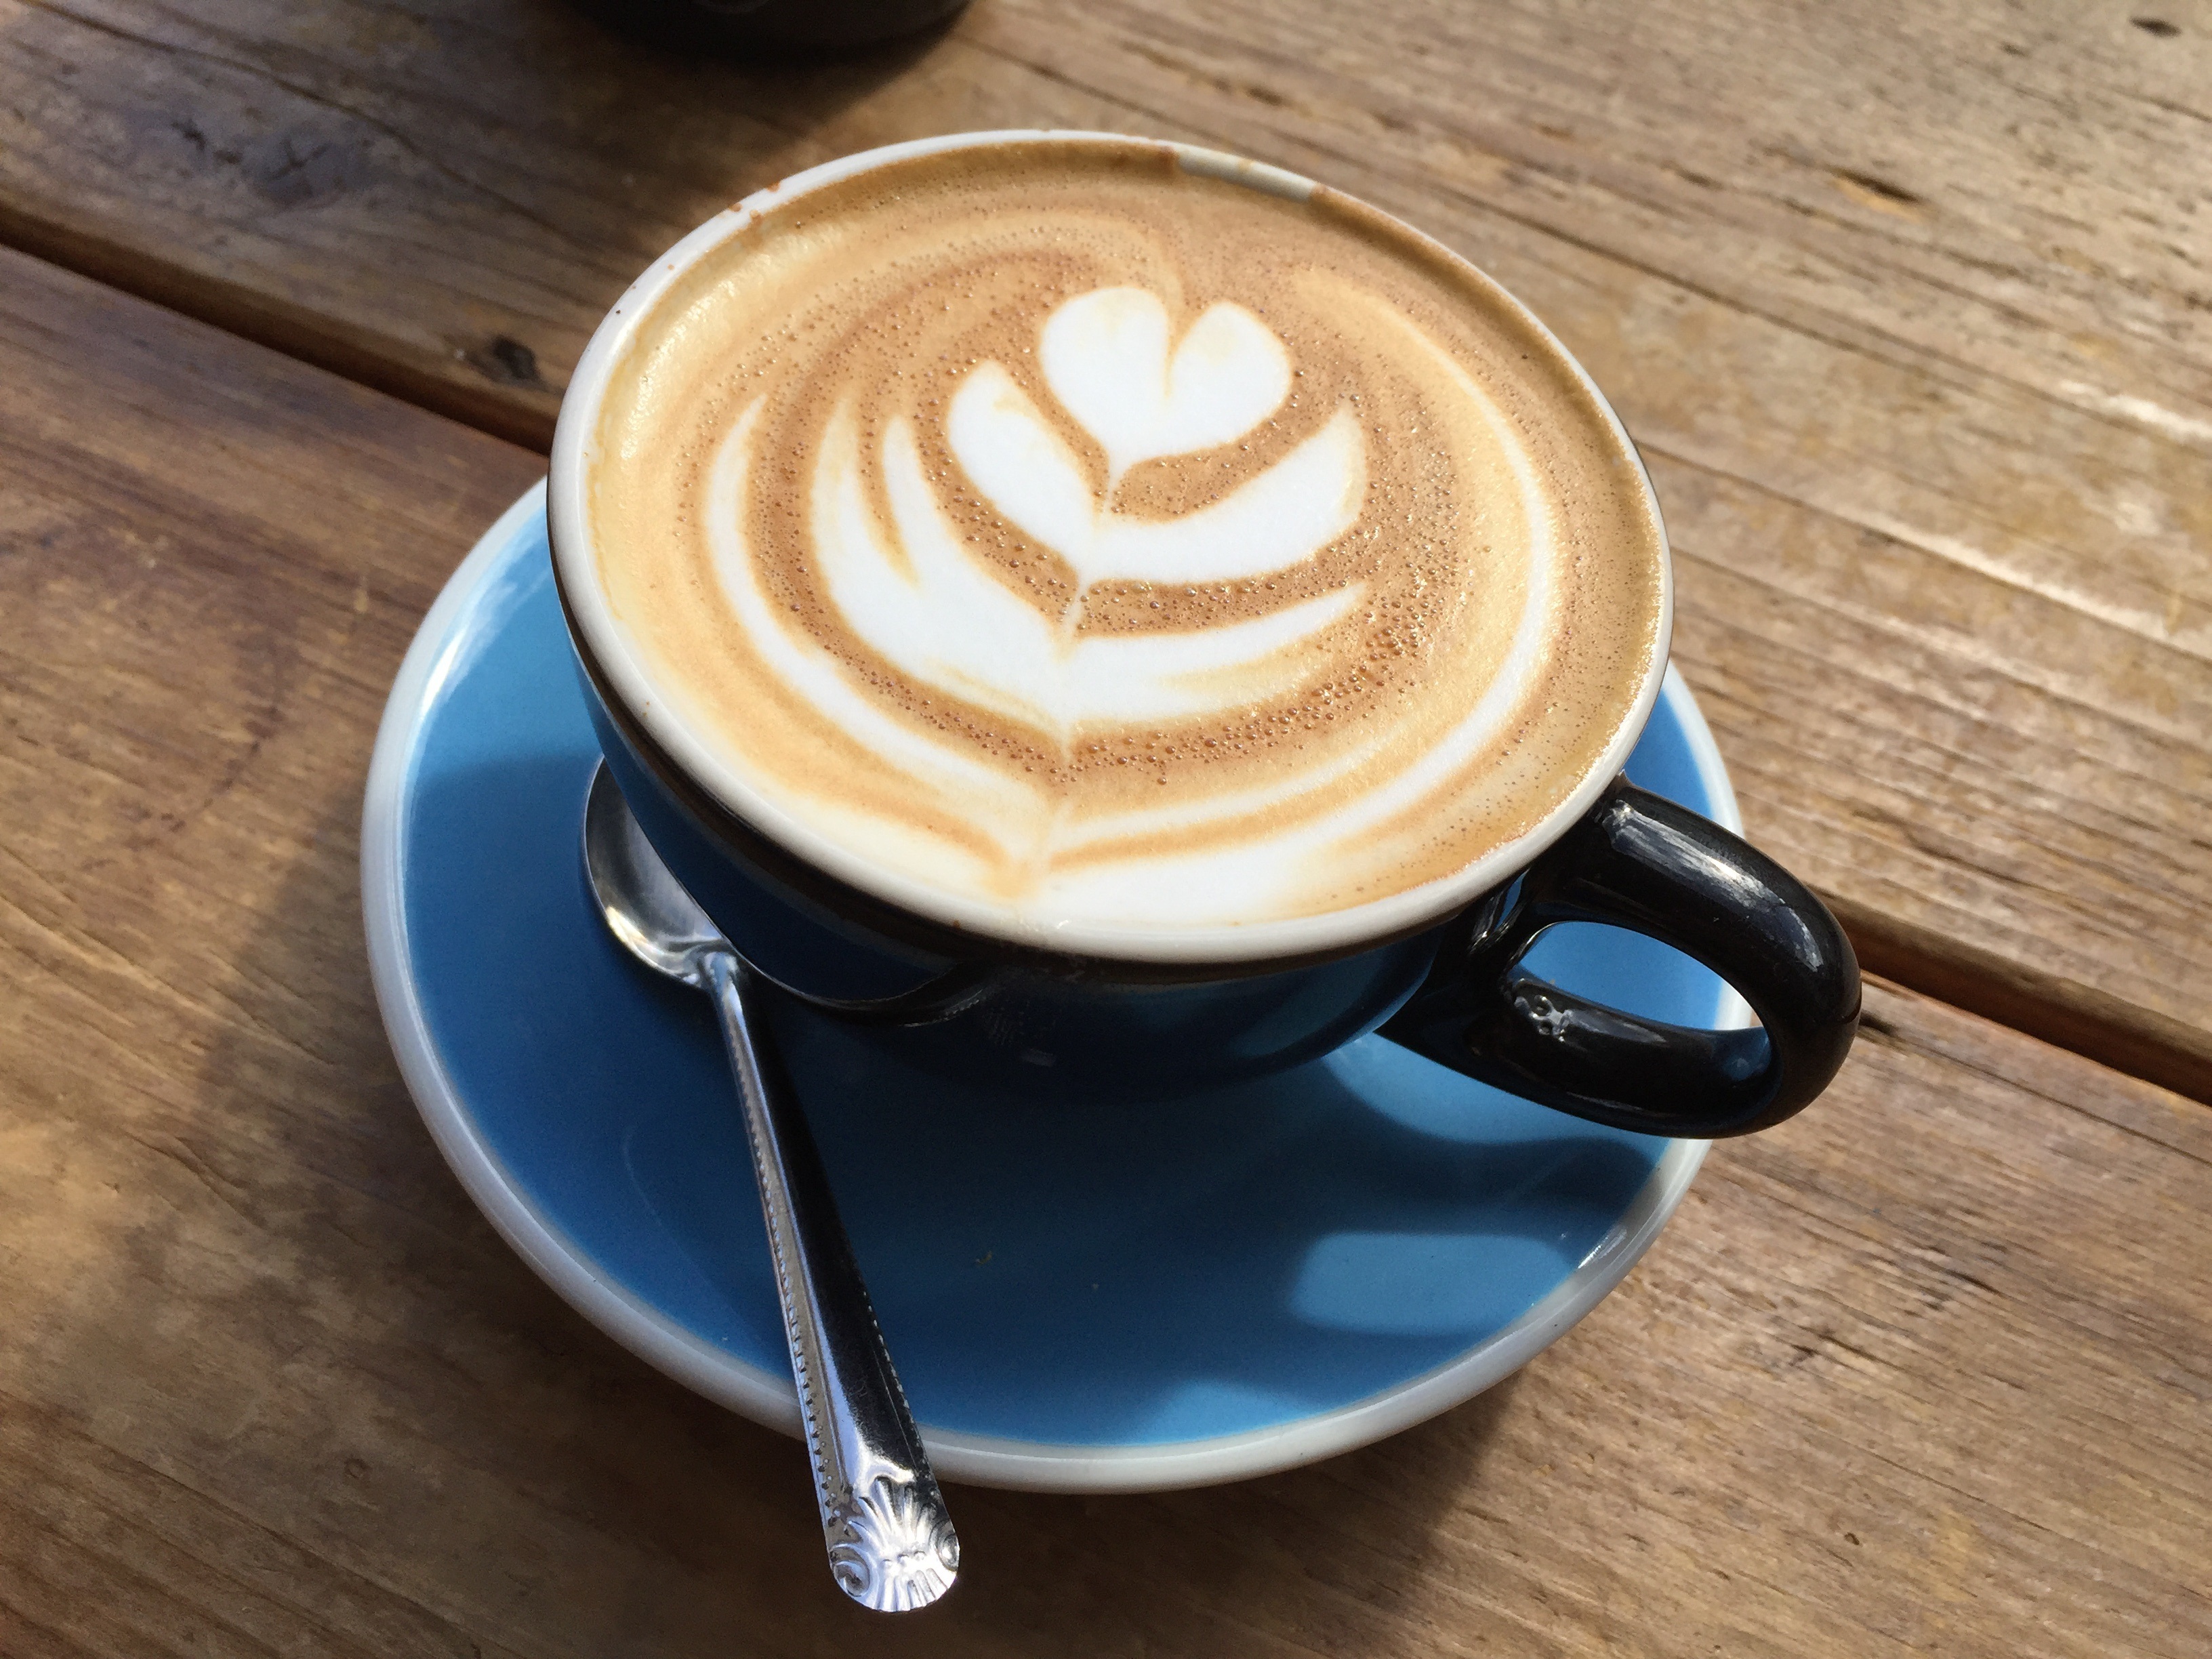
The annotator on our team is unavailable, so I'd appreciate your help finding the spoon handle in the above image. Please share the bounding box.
[705,950,960,1612]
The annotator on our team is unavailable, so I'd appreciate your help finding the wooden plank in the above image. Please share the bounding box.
[1,247,2206,1656]
[0,0,2202,1097]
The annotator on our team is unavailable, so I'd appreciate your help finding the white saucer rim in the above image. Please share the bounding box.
[362,480,1736,1494]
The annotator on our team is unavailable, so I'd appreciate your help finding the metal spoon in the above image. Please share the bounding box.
[581,762,958,1612]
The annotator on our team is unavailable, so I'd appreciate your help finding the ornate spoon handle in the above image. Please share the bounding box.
[705,951,959,1612]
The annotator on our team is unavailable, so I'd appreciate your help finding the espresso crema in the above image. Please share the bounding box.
[583,140,1666,937]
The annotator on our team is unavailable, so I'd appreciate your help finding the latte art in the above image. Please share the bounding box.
[586,140,1666,941]
[779,289,1369,739]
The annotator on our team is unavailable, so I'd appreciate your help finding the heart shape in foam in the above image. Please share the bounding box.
[1039,288,1292,479]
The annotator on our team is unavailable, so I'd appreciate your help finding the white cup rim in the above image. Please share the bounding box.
[548,129,1673,966]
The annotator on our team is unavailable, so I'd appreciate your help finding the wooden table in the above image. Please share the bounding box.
[0,3,2204,1654]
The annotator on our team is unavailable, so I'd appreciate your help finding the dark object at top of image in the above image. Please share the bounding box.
[573,0,970,56]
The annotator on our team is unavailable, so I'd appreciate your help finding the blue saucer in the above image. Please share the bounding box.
[363,483,1741,1492]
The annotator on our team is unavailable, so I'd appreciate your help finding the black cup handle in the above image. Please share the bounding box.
[1378,779,1860,1137]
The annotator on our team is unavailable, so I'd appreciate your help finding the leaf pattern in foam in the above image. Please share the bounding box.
[812,405,1365,741]
[946,364,1366,590]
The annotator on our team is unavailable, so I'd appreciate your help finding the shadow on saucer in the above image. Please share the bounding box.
[392,728,1659,1462]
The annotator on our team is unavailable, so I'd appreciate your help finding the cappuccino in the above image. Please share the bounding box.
[581,138,1665,939]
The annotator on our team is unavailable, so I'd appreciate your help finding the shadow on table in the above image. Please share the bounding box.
[169,790,1531,1656]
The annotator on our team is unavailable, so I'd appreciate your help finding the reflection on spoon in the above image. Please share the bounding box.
[580,762,960,1612]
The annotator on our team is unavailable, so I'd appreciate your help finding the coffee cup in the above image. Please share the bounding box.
[548,131,1858,1135]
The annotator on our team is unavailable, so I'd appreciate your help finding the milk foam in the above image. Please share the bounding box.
[587,139,1665,937]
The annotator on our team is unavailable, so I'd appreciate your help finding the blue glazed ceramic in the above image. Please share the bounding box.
[363,484,1744,1491]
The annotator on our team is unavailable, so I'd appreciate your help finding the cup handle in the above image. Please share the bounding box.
[1378,779,1860,1137]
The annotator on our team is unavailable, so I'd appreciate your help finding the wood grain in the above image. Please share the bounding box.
[0,0,2202,1096]
[1,246,2207,1656]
